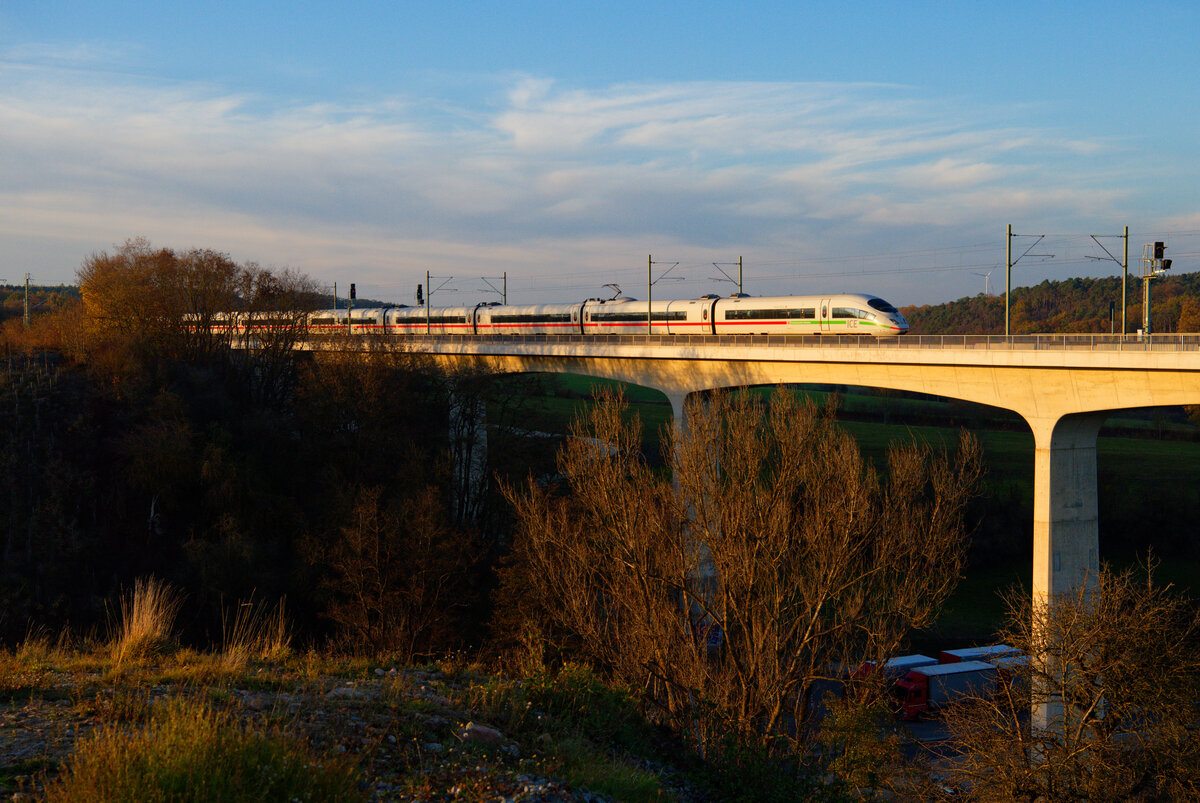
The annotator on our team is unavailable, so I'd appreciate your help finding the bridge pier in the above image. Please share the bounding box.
[662,390,691,439]
[1027,410,1107,733]
[1030,412,1106,602]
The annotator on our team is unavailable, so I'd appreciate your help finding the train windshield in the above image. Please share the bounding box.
[867,298,899,314]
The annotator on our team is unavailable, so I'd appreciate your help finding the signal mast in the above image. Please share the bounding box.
[1140,241,1172,338]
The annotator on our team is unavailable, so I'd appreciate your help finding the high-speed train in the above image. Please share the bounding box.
[304,293,909,337]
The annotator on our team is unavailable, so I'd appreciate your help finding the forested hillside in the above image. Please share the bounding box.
[902,272,1200,334]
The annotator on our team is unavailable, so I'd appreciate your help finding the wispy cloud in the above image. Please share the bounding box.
[0,59,1167,303]
[2,41,133,68]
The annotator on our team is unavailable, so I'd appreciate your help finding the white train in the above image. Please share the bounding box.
[304,293,909,337]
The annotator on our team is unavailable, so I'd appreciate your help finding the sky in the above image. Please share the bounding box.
[2,1,1199,307]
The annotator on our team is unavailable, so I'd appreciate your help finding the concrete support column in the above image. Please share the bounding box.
[1030,411,1107,602]
[1028,410,1107,732]
[662,390,691,442]
[660,388,718,597]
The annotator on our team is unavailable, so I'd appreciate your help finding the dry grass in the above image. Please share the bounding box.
[110,577,182,666]
[220,595,292,669]
[44,697,363,802]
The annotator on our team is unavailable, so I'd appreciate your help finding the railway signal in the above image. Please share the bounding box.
[1140,241,1172,337]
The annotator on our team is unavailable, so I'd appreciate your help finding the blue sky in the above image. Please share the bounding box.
[3,1,1199,306]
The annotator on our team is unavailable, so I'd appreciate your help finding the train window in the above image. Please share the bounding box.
[832,307,868,319]
[726,308,815,320]
[593,311,686,322]
[702,308,708,320]
[867,298,899,313]
[492,313,571,323]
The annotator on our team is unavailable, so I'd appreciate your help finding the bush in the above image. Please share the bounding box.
[467,664,673,802]
[815,695,909,798]
[502,389,981,754]
[941,563,1200,801]
[472,664,652,751]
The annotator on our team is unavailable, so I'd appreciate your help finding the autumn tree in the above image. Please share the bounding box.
[1177,296,1200,333]
[79,238,233,368]
[939,563,1200,802]
[77,238,319,392]
[500,389,982,756]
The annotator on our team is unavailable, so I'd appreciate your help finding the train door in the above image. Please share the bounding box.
[572,304,583,334]
[664,299,681,335]
[819,298,832,333]
[703,297,719,334]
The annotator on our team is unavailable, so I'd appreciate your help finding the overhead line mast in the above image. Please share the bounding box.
[1089,227,1130,335]
[1006,225,1051,336]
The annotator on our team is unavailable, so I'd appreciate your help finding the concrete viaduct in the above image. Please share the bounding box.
[347,332,1200,603]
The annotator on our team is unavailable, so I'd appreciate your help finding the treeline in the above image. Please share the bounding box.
[902,272,1200,334]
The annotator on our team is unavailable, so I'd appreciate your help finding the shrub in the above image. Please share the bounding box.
[536,734,665,803]
[471,664,651,751]
[503,389,981,755]
[941,563,1200,801]
[467,664,674,801]
[815,695,909,797]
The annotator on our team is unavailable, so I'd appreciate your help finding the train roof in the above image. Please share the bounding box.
[331,291,900,312]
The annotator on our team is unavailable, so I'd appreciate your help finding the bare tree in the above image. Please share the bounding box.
[940,563,1200,802]
[501,388,981,756]
[227,264,321,407]
[311,485,477,660]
